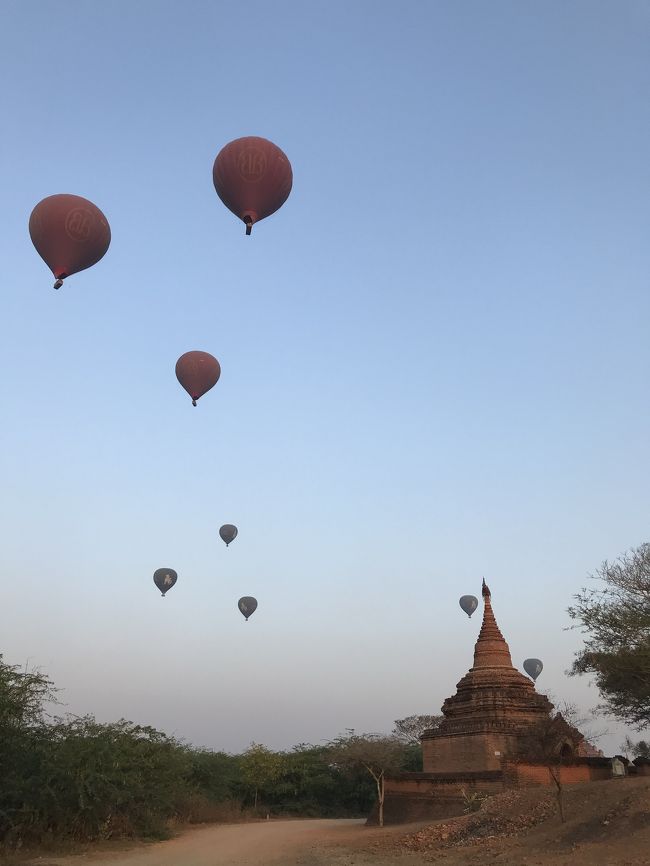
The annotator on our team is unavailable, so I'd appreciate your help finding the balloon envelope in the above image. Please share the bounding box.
[459,595,479,617]
[175,351,221,405]
[238,596,257,621]
[29,194,111,288]
[523,658,543,681]
[219,524,238,546]
[213,136,292,234]
[153,568,177,597]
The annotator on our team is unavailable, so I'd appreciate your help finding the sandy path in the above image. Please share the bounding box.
[40,819,367,866]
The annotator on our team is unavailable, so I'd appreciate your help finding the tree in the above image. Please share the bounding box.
[517,704,586,823]
[0,656,57,844]
[188,749,241,804]
[621,736,650,760]
[239,743,284,811]
[328,733,404,827]
[0,654,56,729]
[621,735,633,759]
[263,745,338,816]
[567,543,650,728]
[634,740,650,759]
[392,714,442,745]
[42,716,193,839]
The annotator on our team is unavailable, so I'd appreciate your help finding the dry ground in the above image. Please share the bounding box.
[21,777,650,866]
[371,776,650,866]
[23,820,369,866]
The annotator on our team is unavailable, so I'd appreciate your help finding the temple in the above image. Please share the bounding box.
[376,581,612,824]
[422,579,555,774]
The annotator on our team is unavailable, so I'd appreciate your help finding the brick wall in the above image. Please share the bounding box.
[385,772,503,795]
[373,761,615,825]
[502,761,612,786]
[369,773,506,825]
[423,730,519,773]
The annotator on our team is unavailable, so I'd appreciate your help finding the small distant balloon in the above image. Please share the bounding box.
[219,524,238,546]
[175,351,221,406]
[459,595,479,618]
[29,194,111,289]
[213,136,293,235]
[238,596,257,621]
[523,658,543,681]
[153,568,177,597]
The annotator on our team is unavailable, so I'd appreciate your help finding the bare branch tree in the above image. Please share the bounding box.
[392,714,442,744]
[517,703,586,823]
[328,733,405,827]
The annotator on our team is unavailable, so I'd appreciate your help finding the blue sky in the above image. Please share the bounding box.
[0,1,648,755]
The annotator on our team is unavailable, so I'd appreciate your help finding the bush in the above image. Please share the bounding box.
[0,655,245,848]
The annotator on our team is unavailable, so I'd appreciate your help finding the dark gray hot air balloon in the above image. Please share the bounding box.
[153,568,177,597]
[238,596,257,621]
[459,595,479,618]
[219,524,238,546]
[523,658,543,681]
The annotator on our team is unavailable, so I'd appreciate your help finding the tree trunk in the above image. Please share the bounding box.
[254,788,258,811]
[377,773,385,827]
[549,766,565,823]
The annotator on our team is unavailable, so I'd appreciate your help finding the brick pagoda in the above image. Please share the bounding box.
[375,580,612,824]
[421,579,554,773]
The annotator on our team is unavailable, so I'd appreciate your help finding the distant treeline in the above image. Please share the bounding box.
[0,655,420,847]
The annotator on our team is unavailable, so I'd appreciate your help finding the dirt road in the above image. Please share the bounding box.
[38,819,395,866]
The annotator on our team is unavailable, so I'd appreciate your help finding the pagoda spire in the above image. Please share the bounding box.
[472,579,514,669]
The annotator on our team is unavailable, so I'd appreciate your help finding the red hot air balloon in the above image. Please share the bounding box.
[213,136,292,235]
[29,194,111,289]
[175,351,221,406]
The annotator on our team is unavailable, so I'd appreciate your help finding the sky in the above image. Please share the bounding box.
[0,1,648,758]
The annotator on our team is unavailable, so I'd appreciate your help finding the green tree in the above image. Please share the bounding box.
[0,655,56,844]
[240,743,284,811]
[188,749,242,804]
[41,716,193,839]
[0,653,248,847]
[264,745,335,816]
[634,740,650,759]
[568,543,650,728]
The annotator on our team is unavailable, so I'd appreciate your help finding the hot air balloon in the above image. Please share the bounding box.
[523,658,543,681]
[29,194,111,289]
[175,351,221,406]
[238,596,257,621]
[219,524,238,546]
[459,595,479,618]
[213,136,292,235]
[153,568,177,597]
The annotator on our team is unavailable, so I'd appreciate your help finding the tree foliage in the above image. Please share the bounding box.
[0,655,240,846]
[328,732,405,827]
[568,543,650,729]
[259,744,375,817]
[0,654,408,848]
[239,743,284,810]
[392,714,442,745]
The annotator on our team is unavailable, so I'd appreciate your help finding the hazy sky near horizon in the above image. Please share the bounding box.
[1,1,649,757]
